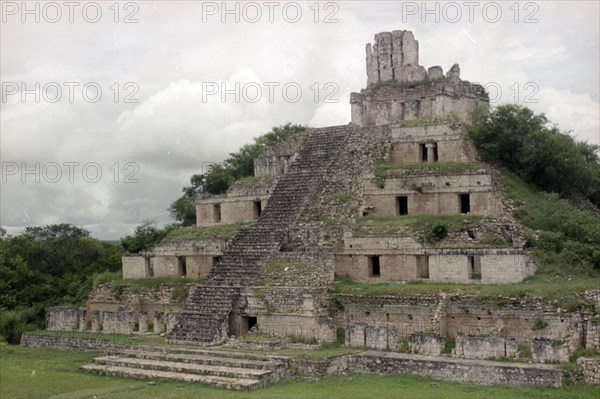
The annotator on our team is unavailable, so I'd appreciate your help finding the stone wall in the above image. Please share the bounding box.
[408,332,445,355]
[336,238,534,285]
[349,351,562,387]
[578,357,600,384]
[344,324,398,350]
[84,283,184,334]
[122,256,148,279]
[426,249,535,284]
[352,31,488,126]
[263,251,334,287]
[232,287,336,342]
[46,303,172,335]
[196,178,275,226]
[351,82,488,126]
[335,253,423,282]
[46,307,79,331]
[254,135,306,177]
[365,172,503,218]
[288,355,350,381]
[532,338,570,363]
[388,123,472,163]
[21,332,130,351]
[334,293,592,356]
[102,311,134,335]
[365,30,424,86]
[453,333,518,359]
[197,198,267,226]
[122,239,224,279]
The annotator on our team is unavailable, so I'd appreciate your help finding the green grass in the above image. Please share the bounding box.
[376,161,485,175]
[95,276,200,291]
[353,214,482,237]
[2,344,599,399]
[332,275,600,310]
[91,276,198,302]
[334,193,354,202]
[163,223,255,241]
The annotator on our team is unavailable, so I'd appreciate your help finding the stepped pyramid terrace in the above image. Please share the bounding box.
[37,30,600,390]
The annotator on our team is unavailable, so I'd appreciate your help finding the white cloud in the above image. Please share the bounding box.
[1,1,598,239]
[533,89,600,145]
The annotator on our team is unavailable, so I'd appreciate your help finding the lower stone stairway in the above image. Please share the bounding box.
[81,346,289,390]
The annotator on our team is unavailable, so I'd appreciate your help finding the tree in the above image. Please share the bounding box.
[168,123,308,226]
[0,224,124,342]
[469,104,600,206]
[120,221,174,254]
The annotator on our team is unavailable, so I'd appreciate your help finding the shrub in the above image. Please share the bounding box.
[427,223,448,243]
[0,307,44,344]
[442,338,455,354]
[533,317,548,330]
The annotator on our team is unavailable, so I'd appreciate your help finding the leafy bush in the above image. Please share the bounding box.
[536,231,565,253]
[0,307,44,344]
[120,221,175,254]
[442,338,456,354]
[427,223,448,243]
[533,317,548,330]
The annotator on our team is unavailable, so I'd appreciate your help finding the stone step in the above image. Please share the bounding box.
[168,347,288,362]
[114,349,286,369]
[93,356,274,380]
[81,364,262,390]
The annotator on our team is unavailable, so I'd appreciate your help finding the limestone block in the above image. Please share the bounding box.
[531,338,570,363]
[395,66,427,83]
[375,32,394,82]
[78,308,87,332]
[454,334,517,359]
[408,332,445,355]
[346,323,367,347]
[428,66,444,80]
[366,44,379,86]
[446,63,461,81]
[154,311,165,334]
[400,30,419,65]
[578,357,600,384]
[138,312,148,334]
[366,326,389,350]
[91,311,100,333]
[46,307,79,331]
[102,311,134,335]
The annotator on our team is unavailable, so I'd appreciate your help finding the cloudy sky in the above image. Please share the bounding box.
[1,1,598,239]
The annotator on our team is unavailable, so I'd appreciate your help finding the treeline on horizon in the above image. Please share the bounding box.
[0,222,171,344]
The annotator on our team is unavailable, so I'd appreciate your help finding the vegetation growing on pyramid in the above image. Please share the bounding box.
[468,104,600,207]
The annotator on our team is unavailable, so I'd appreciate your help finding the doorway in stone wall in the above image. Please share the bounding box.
[228,313,258,337]
[253,201,262,219]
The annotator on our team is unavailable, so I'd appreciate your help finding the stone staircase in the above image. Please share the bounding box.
[168,126,350,344]
[81,346,289,390]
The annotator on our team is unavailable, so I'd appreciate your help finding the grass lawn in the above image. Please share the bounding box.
[164,223,255,241]
[2,344,599,399]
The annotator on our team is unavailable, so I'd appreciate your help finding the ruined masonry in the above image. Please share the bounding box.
[44,30,600,389]
[99,30,538,342]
